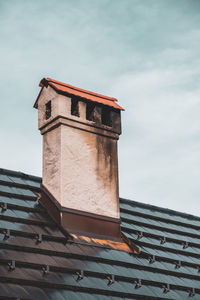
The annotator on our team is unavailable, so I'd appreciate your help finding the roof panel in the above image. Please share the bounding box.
[1,169,200,299]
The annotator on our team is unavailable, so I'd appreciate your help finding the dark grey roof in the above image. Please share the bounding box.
[0,168,200,299]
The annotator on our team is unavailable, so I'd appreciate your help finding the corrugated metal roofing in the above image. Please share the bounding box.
[34,78,124,111]
[0,168,200,299]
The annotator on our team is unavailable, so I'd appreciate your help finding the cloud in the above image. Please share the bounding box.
[111,66,200,215]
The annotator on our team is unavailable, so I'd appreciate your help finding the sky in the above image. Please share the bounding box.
[0,0,200,216]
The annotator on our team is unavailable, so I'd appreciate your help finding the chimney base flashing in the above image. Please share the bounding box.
[40,184,121,240]
[61,210,121,240]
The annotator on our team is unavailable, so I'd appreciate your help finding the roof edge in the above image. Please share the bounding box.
[0,168,42,183]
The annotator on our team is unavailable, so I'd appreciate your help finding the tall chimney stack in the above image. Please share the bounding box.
[34,78,124,239]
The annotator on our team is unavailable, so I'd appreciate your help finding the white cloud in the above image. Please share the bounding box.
[111,67,200,215]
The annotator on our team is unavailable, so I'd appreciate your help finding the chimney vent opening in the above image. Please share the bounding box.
[71,98,79,117]
[45,101,51,120]
[102,107,112,127]
[86,102,95,121]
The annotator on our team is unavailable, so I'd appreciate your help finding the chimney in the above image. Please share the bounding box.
[34,78,124,239]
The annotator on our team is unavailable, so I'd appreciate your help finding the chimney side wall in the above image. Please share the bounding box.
[42,126,62,203]
[60,124,120,219]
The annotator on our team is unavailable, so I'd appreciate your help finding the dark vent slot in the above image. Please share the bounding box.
[86,102,95,121]
[102,107,112,127]
[45,101,51,120]
[71,98,79,117]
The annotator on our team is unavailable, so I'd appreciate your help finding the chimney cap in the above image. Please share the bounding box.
[34,77,124,111]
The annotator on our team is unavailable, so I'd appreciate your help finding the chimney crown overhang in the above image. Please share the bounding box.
[35,77,124,240]
[34,77,124,111]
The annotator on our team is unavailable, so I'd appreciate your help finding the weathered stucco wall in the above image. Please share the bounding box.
[60,124,119,219]
[42,126,61,203]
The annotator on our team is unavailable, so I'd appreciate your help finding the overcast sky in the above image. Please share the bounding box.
[0,0,200,216]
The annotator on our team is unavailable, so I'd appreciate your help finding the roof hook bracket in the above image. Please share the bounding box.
[137,231,143,240]
[160,237,166,244]
[76,270,84,281]
[8,260,15,271]
[42,265,49,276]
[107,274,115,285]
[149,255,155,264]
[175,260,181,269]
[183,241,189,249]
[163,283,170,293]
[188,287,195,297]
[135,279,142,289]
[36,233,42,244]
[0,202,7,212]
[3,229,10,240]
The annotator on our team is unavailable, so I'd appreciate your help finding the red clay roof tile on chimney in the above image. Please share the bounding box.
[34,77,124,111]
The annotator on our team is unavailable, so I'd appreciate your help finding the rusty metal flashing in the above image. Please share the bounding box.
[40,185,121,240]
[121,232,141,254]
[61,212,121,240]
[40,186,140,253]
[71,234,135,253]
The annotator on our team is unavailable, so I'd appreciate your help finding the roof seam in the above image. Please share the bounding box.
[122,227,200,251]
[120,198,200,221]
[121,208,200,231]
[0,276,176,300]
[121,219,200,239]
[0,241,199,273]
[1,257,200,282]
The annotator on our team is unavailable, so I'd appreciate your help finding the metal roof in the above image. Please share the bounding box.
[34,78,124,111]
[0,168,200,299]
